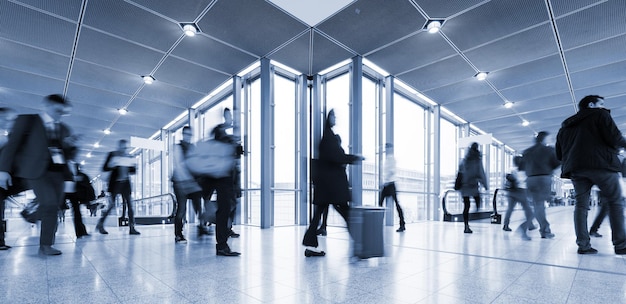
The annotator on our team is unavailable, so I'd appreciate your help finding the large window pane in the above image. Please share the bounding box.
[362,76,379,206]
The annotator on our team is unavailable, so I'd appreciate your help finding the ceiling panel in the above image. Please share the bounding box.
[398,55,475,91]
[83,0,182,52]
[12,0,83,20]
[487,55,565,89]
[443,0,549,51]
[318,0,425,55]
[66,83,131,113]
[268,32,311,75]
[69,60,142,96]
[500,76,570,102]
[154,56,230,95]
[366,31,456,75]
[311,32,357,74]
[569,60,626,89]
[550,0,604,17]
[423,78,493,105]
[0,1,77,55]
[0,66,65,96]
[464,24,558,72]
[556,1,626,50]
[197,0,308,56]
[416,0,487,18]
[75,28,164,76]
[130,0,214,22]
[0,39,70,80]
[564,34,626,73]
[135,83,204,109]
[171,34,257,75]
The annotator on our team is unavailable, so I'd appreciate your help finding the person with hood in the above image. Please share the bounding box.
[302,109,363,257]
[458,142,488,234]
[555,95,626,255]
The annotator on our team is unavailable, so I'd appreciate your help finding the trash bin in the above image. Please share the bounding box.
[350,206,385,259]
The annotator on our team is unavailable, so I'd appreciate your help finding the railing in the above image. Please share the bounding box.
[441,189,503,222]
[130,193,176,217]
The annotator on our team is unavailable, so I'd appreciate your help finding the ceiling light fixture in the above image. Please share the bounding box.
[142,75,155,84]
[86,152,92,158]
[424,19,444,34]
[93,142,100,148]
[521,119,529,127]
[103,128,111,135]
[504,101,513,109]
[182,23,198,37]
[118,108,128,115]
[474,72,488,81]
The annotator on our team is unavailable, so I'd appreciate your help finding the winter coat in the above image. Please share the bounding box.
[555,108,626,178]
[312,129,361,206]
[459,150,488,197]
[521,144,560,176]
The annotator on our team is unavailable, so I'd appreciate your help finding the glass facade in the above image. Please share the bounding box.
[120,58,528,228]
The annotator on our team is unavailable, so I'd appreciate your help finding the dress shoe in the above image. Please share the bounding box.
[541,233,555,239]
[0,244,11,250]
[528,223,537,231]
[129,229,141,235]
[76,233,90,239]
[96,225,108,234]
[396,226,405,232]
[577,247,598,254]
[175,235,187,244]
[216,248,241,256]
[304,249,326,257]
[198,225,211,236]
[229,230,240,238]
[464,227,473,234]
[39,245,62,255]
[502,225,512,232]
[615,248,626,255]
[589,231,602,238]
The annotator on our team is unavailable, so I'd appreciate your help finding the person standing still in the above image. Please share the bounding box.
[458,142,488,234]
[378,143,406,232]
[96,139,140,235]
[0,94,78,255]
[555,95,626,255]
[521,131,560,239]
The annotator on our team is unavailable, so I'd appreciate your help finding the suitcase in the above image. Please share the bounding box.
[350,206,385,259]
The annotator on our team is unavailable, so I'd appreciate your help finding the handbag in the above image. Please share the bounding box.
[20,200,40,223]
[454,170,463,190]
[201,200,218,224]
[185,140,235,178]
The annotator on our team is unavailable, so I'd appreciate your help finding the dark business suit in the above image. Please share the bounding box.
[99,151,137,230]
[0,114,72,247]
[65,162,88,237]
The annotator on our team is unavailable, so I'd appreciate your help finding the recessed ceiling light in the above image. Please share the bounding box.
[522,120,529,127]
[474,72,488,81]
[103,129,111,135]
[142,75,155,84]
[118,108,128,115]
[86,152,92,158]
[504,101,513,108]
[424,19,444,34]
[93,142,100,148]
[182,24,198,37]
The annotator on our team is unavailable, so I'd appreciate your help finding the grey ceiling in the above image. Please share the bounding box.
[2,0,626,179]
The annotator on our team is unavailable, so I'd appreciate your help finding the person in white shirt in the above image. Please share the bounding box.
[378,143,406,232]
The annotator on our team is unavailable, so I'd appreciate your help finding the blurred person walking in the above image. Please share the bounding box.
[96,139,140,235]
[0,107,20,250]
[522,131,560,239]
[0,95,78,255]
[555,95,626,254]
[502,156,535,240]
[458,142,489,234]
[171,126,203,243]
[302,109,364,257]
[378,143,405,232]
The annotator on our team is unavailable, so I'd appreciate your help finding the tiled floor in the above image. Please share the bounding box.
[1,205,625,303]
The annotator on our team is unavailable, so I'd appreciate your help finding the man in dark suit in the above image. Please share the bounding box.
[0,95,78,255]
[96,139,140,235]
[0,107,18,250]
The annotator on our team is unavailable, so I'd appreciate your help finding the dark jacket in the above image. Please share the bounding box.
[556,108,626,178]
[312,128,360,206]
[521,144,560,176]
[102,151,136,192]
[459,149,488,197]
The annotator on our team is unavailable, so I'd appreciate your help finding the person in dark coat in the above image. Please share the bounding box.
[521,131,560,239]
[555,95,626,255]
[459,142,488,234]
[302,109,363,257]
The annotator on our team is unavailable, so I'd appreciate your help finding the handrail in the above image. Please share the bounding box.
[133,193,176,205]
[441,189,497,216]
[131,193,176,216]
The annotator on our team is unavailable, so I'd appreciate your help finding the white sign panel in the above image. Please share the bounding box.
[458,133,492,148]
[130,136,164,151]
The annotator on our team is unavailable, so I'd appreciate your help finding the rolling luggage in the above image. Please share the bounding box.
[350,206,385,259]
